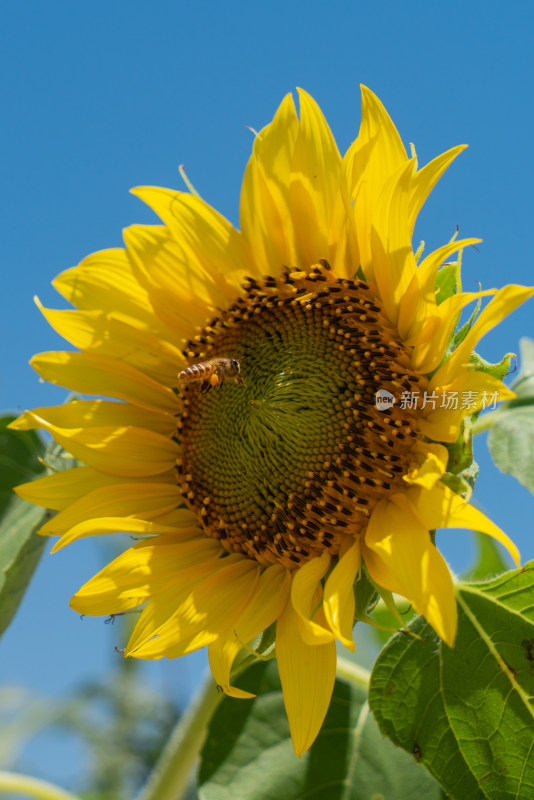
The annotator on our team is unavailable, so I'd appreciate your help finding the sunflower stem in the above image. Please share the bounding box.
[135,671,221,800]
[335,657,371,689]
[0,771,80,800]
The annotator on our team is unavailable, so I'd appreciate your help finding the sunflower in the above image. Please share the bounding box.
[12,87,532,757]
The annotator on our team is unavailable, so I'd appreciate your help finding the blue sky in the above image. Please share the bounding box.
[2,0,533,788]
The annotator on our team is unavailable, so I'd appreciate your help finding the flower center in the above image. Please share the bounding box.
[177,261,427,568]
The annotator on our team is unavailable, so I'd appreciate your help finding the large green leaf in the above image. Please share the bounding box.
[198,659,443,799]
[0,414,49,637]
[369,563,534,800]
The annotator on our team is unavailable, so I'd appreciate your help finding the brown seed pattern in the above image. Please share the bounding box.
[176,261,428,568]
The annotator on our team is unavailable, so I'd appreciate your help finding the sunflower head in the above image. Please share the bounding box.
[11,86,532,756]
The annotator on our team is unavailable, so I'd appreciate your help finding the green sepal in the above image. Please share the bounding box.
[469,350,516,382]
[449,292,481,351]
[256,620,276,655]
[231,621,277,676]
[441,415,479,500]
[428,264,475,378]
[434,260,460,305]
[353,563,380,622]
[40,437,79,473]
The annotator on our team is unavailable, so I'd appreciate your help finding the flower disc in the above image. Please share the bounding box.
[179,261,427,567]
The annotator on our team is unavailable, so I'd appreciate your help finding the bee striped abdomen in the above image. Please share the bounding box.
[180,363,214,382]
[178,358,244,392]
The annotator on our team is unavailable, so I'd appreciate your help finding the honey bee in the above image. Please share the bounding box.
[178,357,245,392]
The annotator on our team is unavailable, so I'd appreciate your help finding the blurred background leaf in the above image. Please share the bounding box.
[461,530,512,581]
[0,624,183,800]
[486,338,534,495]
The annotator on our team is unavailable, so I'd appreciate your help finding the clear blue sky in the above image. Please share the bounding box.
[2,0,533,788]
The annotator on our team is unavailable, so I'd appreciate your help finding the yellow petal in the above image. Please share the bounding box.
[370,159,418,325]
[328,182,359,280]
[406,146,466,235]
[343,85,408,282]
[129,558,260,659]
[289,89,341,267]
[10,399,174,437]
[51,515,194,552]
[31,351,178,414]
[35,299,184,386]
[403,442,449,489]
[13,412,179,477]
[208,565,291,698]
[397,237,481,341]
[409,482,520,566]
[40,483,185,536]
[291,552,334,645]
[240,92,299,271]
[431,285,534,388]
[276,597,337,757]
[71,536,221,615]
[323,539,361,651]
[123,223,235,335]
[420,371,515,443]
[363,497,457,645]
[124,556,242,654]
[129,189,252,291]
[412,288,497,374]
[53,247,170,339]
[13,467,125,511]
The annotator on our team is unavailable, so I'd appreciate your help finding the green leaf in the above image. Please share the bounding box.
[450,293,481,350]
[488,406,534,494]
[0,414,49,638]
[369,563,534,800]
[198,660,443,800]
